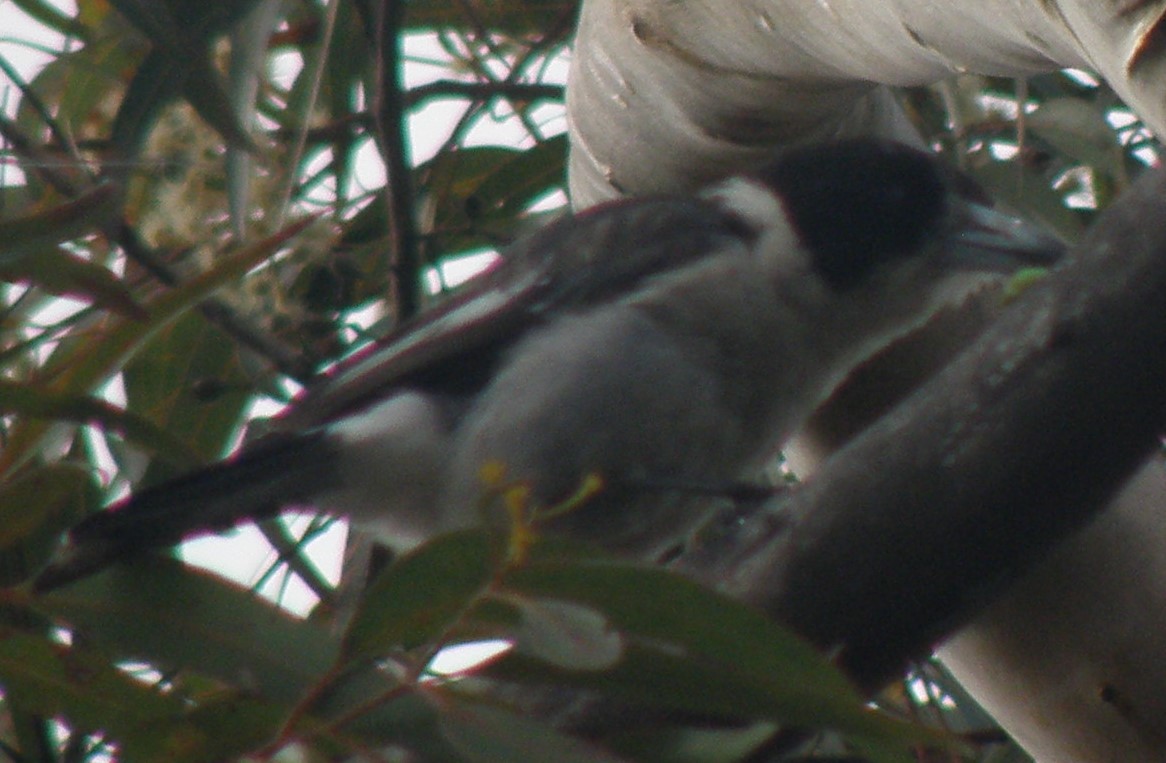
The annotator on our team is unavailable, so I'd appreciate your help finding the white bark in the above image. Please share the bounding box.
[566,2,1166,760]
[940,455,1166,761]
[567,0,1095,207]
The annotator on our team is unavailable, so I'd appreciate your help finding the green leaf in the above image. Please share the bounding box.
[119,691,288,763]
[2,247,147,319]
[0,183,120,264]
[0,464,91,548]
[35,555,337,704]
[500,559,944,758]
[508,560,855,696]
[423,136,567,255]
[440,697,627,763]
[0,631,187,750]
[970,158,1086,244]
[0,216,314,476]
[226,0,283,236]
[344,531,496,660]
[106,0,263,157]
[0,381,203,469]
[17,34,144,160]
[607,723,777,763]
[108,0,263,45]
[507,596,622,671]
[112,47,254,161]
[179,54,257,152]
[122,312,254,484]
[109,46,188,158]
[8,0,91,40]
[462,135,567,218]
[0,464,93,585]
[404,1,576,35]
[0,648,289,762]
[35,557,463,756]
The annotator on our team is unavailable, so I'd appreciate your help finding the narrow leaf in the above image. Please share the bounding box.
[0,182,119,263]
[508,596,622,670]
[0,216,315,475]
[344,531,496,660]
[36,555,337,704]
[2,247,147,319]
[440,697,627,763]
[0,463,93,585]
[0,380,203,468]
[0,463,91,549]
[0,631,185,744]
[502,558,947,755]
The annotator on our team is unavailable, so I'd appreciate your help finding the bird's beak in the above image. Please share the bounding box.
[946,201,1065,272]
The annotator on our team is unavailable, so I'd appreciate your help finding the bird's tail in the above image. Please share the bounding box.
[33,430,341,591]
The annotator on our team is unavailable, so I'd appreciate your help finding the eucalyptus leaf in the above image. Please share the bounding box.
[0,183,119,264]
[344,531,496,660]
[440,697,627,763]
[508,595,623,671]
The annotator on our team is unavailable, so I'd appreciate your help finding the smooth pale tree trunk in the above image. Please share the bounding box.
[940,456,1166,761]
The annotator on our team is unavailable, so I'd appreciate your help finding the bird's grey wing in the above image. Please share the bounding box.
[279,195,750,429]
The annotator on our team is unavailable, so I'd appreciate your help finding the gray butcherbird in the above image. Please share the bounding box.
[33,139,1063,591]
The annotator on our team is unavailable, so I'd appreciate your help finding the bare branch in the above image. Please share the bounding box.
[407,80,564,107]
[359,0,422,323]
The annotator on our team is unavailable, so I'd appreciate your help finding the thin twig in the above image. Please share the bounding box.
[407,80,564,106]
[0,52,91,183]
[255,517,338,607]
[364,0,421,322]
[273,0,341,230]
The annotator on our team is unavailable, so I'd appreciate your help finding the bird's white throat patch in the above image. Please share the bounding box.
[703,176,804,273]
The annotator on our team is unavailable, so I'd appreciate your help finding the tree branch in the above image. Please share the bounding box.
[359,0,421,323]
[678,161,1166,692]
[407,79,565,107]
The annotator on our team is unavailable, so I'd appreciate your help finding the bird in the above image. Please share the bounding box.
[32,138,1064,591]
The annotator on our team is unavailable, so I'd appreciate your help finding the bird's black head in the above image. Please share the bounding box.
[755,139,954,290]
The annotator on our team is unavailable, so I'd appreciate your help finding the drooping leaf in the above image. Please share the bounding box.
[34,556,464,757]
[36,555,338,703]
[16,34,144,174]
[403,1,578,36]
[1,247,146,319]
[0,381,203,469]
[0,631,186,750]
[1027,98,1126,184]
[497,558,947,758]
[8,0,91,40]
[111,47,254,163]
[507,595,622,671]
[344,531,496,660]
[439,696,627,763]
[970,158,1086,244]
[423,136,567,254]
[0,183,120,264]
[0,216,315,476]
[226,0,284,236]
[0,463,94,585]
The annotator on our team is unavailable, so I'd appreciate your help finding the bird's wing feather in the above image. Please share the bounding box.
[279,196,750,428]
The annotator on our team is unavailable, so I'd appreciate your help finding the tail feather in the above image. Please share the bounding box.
[34,430,341,591]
